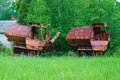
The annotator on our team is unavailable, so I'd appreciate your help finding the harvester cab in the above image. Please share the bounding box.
[90,23,110,54]
[92,23,109,41]
[29,22,50,41]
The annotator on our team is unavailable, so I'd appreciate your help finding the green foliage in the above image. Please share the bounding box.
[16,0,31,24]
[0,41,12,56]
[0,48,12,56]
[26,0,50,24]
[16,0,50,24]
[16,0,120,53]
[0,0,17,20]
[0,0,10,10]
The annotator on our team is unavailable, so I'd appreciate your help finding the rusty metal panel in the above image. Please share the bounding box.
[50,32,61,43]
[66,27,93,39]
[26,38,46,50]
[90,40,109,51]
[4,24,31,42]
[66,26,93,46]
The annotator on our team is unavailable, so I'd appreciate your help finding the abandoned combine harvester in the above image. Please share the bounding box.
[66,22,110,56]
[4,23,60,56]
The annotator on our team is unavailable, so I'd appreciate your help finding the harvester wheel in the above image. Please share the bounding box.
[28,50,32,56]
[46,44,54,55]
[28,50,41,56]
[12,47,20,56]
[12,47,15,56]
[93,51,100,56]
[36,51,41,56]
[77,51,82,57]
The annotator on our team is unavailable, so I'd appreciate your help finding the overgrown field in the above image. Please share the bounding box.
[0,56,120,80]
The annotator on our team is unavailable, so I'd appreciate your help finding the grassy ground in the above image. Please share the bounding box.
[0,56,120,80]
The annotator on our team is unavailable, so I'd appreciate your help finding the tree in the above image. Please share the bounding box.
[26,0,50,24]
[16,0,31,24]
[0,0,17,20]
[0,0,10,10]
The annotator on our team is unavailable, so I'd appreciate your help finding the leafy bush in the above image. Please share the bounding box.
[0,41,12,56]
[0,48,12,56]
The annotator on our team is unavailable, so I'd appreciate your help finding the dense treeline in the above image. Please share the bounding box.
[16,0,120,53]
[0,0,17,20]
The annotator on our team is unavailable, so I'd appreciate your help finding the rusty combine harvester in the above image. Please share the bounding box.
[66,22,110,56]
[4,23,60,56]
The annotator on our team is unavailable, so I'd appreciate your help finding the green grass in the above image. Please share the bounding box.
[0,56,120,80]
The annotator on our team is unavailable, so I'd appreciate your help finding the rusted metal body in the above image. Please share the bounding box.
[4,24,31,43]
[90,41,109,51]
[26,38,46,50]
[50,32,61,43]
[66,27,93,46]
[4,23,60,56]
[66,22,110,56]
